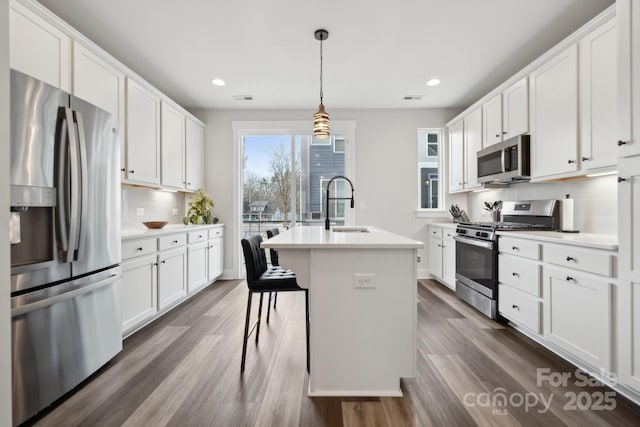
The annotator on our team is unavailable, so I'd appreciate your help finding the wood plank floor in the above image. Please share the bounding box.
[27,279,640,427]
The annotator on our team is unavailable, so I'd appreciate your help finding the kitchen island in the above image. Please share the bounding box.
[262,226,423,396]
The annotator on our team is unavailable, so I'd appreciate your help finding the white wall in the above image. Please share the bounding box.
[466,175,617,234]
[1,0,12,424]
[194,108,465,279]
[121,186,186,230]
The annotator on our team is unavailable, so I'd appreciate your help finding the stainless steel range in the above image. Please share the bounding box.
[454,200,559,319]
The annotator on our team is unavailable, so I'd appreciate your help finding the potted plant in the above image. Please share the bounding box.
[184,188,216,224]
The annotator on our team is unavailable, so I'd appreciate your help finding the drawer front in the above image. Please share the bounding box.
[543,244,613,277]
[499,236,540,260]
[122,238,157,260]
[499,284,541,333]
[429,226,443,239]
[499,255,541,297]
[208,227,224,239]
[158,233,187,251]
[188,230,208,243]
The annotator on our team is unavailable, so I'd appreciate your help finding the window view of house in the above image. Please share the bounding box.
[243,134,346,237]
[417,129,443,210]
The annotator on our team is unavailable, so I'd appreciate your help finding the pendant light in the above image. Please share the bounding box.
[313,29,330,140]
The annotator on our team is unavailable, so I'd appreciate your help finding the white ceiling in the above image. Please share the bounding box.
[37,0,614,110]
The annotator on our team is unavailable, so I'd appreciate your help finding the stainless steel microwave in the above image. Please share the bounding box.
[477,135,530,183]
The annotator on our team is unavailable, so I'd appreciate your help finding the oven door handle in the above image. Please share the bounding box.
[454,235,494,250]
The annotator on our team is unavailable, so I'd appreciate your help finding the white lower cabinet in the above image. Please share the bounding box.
[158,247,187,309]
[121,254,157,334]
[543,267,612,371]
[428,225,456,290]
[498,234,616,375]
[187,241,208,293]
[207,237,224,282]
[499,284,541,333]
[121,225,224,336]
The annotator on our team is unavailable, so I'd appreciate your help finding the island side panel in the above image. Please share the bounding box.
[308,248,417,396]
[276,248,311,289]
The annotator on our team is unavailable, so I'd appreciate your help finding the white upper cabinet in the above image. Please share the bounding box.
[161,101,186,189]
[126,78,161,185]
[530,45,579,179]
[463,108,482,190]
[72,41,126,177]
[482,94,503,148]
[185,117,205,191]
[448,119,464,193]
[482,77,528,148]
[618,0,640,158]
[72,42,125,121]
[9,0,71,91]
[579,18,618,172]
[502,77,529,140]
[617,0,640,395]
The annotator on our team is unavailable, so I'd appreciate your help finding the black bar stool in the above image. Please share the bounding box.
[240,234,310,373]
[265,228,281,322]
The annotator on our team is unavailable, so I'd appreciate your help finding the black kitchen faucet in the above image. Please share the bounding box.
[325,175,355,230]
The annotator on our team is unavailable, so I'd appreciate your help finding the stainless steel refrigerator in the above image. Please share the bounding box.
[9,70,122,426]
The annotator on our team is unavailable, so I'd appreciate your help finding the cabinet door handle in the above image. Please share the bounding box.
[568,159,575,164]
[136,247,143,251]
[153,262,158,266]
[566,276,574,282]
[566,256,575,262]
[618,140,628,146]
[120,168,126,172]
[618,177,627,183]
[512,304,519,310]
[173,240,179,244]
[502,131,507,135]
[581,157,590,161]
[495,134,500,138]
[512,272,519,277]
[512,246,519,251]
[161,260,166,264]
[129,170,135,174]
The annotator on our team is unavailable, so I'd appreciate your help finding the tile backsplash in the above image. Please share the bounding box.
[121,186,186,230]
[466,175,617,235]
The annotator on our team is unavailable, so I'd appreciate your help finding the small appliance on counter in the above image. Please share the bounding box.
[448,205,470,223]
[559,194,579,233]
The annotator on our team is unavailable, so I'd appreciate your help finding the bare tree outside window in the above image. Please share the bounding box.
[269,143,301,219]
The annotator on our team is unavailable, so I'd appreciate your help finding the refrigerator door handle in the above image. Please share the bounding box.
[66,107,81,264]
[73,110,89,261]
[11,273,120,317]
[56,108,70,258]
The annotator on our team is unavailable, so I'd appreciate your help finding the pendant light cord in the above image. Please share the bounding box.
[319,35,324,104]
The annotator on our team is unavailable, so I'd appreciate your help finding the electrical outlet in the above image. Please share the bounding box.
[353,273,376,289]
[136,208,144,216]
[172,208,179,216]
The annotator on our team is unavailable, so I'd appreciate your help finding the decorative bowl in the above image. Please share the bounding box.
[142,221,169,229]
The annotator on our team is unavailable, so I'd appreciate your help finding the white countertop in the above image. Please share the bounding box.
[121,223,223,241]
[261,225,424,249]
[430,222,459,229]
[496,230,618,251]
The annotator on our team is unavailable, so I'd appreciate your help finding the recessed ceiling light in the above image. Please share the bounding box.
[426,78,441,87]
[211,78,226,86]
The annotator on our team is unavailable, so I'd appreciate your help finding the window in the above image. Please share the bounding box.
[333,136,345,153]
[417,128,443,210]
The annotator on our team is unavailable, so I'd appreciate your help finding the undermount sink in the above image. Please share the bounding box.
[332,226,370,233]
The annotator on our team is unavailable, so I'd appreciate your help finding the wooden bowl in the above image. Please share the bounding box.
[143,221,169,229]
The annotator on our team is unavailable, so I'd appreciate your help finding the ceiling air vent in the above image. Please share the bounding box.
[403,95,423,100]
[233,95,254,101]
